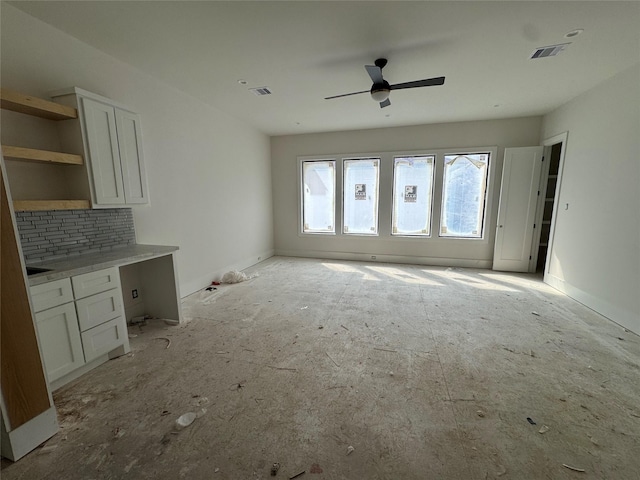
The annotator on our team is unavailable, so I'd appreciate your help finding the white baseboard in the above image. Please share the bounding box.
[180,249,275,297]
[274,249,493,269]
[545,273,639,335]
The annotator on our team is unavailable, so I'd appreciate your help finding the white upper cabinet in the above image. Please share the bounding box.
[115,108,147,204]
[53,87,149,208]
[82,97,126,205]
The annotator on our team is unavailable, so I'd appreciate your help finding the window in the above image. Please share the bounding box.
[302,160,335,233]
[440,153,490,238]
[392,155,435,236]
[343,158,379,235]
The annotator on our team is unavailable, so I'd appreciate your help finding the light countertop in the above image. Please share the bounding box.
[27,244,178,286]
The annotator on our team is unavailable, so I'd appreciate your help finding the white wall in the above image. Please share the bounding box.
[541,63,640,333]
[271,117,542,266]
[1,4,274,296]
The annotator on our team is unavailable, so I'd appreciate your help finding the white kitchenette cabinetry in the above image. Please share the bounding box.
[30,267,130,390]
[73,268,128,362]
[30,278,84,383]
[53,87,148,208]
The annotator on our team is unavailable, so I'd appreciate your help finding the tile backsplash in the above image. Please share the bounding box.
[16,208,136,263]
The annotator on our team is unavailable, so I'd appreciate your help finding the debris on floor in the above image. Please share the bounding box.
[532,311,541,316]
[477,410,485,418]
[154,337,171,349]
[538,425,549,434]
[205,286,217,291]
[289,471,306,479]
[527,417,537,425]
[270,463,280,476]
[326,352,340,367]
[347,445,355,455]
[175,412,197,429]
[562,464,585,472]
[222,270,257,284]
[38,444,58,455]
[130,315,147,325]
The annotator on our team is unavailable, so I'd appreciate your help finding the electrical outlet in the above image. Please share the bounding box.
[132,289,138,299]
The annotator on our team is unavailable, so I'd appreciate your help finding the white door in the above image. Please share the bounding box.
[493,146,543,272]
[82,97,125,205]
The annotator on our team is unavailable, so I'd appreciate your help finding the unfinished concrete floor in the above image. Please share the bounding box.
[2,256,640,479]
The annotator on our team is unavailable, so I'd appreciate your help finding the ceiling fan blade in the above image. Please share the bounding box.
[389,76,445,90]
[325,90,369,100]
[365,64,384,84]
[379,98,391,108]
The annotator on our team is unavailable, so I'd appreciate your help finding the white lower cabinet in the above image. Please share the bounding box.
[81,317,127,362]
[76,288,123,331]
[34,302,84,383]
[30,266,129,389]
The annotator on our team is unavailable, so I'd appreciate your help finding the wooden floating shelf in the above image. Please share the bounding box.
[2,145,83,165]
[13,200,90,212]
[1,88,77,121]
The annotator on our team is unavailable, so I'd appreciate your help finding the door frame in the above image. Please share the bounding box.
[530,132,568,276]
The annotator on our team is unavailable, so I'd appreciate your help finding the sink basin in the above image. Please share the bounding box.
[26,266,52,276]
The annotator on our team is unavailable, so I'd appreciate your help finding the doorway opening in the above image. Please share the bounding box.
[532,138,564,274]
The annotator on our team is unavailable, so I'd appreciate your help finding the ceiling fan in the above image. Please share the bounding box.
[325,58,445,108]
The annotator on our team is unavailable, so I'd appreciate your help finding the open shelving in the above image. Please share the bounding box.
[1,88,77,120]
[1,88,89,211]
[1,145,83,165]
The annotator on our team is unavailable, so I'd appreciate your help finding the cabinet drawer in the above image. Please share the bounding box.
[72,267,120,299]
[76,288,124,332]
[30,278,73,313]
[81,316,126,362]
[35,302,84,382]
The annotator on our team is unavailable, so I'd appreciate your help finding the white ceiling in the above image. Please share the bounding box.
[10,1,640,136]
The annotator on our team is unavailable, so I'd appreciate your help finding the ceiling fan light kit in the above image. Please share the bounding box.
[325,58,445,109]
[371,86,390,102]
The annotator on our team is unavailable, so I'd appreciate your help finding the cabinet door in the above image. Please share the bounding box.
[72,267,120,300]
[81,97,125,205]
[30,278,73,313]
[76,288,124,332]
[35,303,84,383]
[115,109,148,204]
[81,316,127,362]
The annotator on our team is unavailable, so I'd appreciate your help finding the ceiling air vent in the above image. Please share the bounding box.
[249,87,273,96]
[530,42,571,59]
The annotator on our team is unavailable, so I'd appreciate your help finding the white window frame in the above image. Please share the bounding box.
[297,147,497,243]
[342,157,380,236]
[298,157,337,235]
[438,152,491,239]
[391,155,436,237]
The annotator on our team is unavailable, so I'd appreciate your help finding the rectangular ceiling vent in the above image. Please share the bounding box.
[530,42,571,59]
[249,87,273,96]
